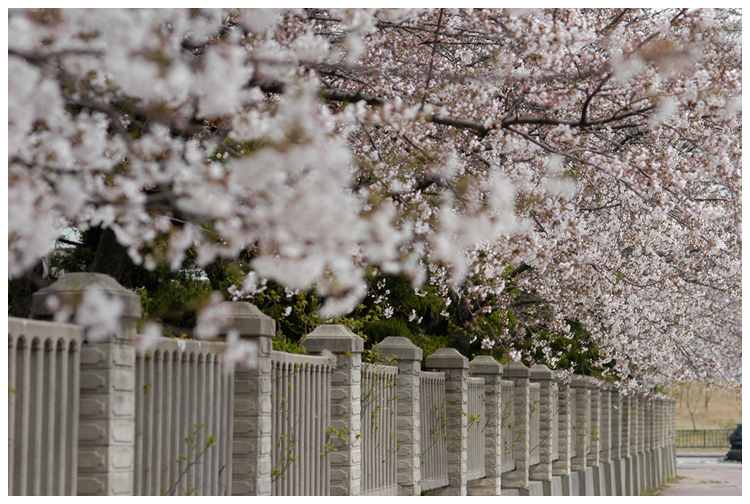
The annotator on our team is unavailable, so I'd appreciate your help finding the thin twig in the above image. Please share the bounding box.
[420,9,445,112]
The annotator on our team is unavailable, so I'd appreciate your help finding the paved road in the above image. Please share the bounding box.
[656,453,742,496]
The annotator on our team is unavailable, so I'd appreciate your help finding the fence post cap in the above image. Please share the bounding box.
[529,363,554,380]
[469,355,503,375]
[598,381,613,392]
[220,301,276,339]
[425,347,468,369]
[570,374,588,388]
[375,336,422,361]
[302,324,363,354]
[503,360,530,378]
[31,272,142,320]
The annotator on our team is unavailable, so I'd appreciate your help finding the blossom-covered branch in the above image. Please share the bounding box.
[8,8,741,390]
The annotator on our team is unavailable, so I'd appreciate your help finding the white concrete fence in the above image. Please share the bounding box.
[8,272,677,496]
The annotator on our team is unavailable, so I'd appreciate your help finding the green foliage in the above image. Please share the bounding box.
[48,226,613,380]
[357,274,449,346]
[164,423,216,496]
[48,228,214,332]
[272,332,307,354]
[271,433,298,483]
[249,280,323,344]
[362,316,411,341]
[515,319,610,379]
[134,270,213,330]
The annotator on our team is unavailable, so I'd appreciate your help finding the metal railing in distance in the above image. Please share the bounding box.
[8,318,84,496]
[270,351,333,496]
[361,364,399,496]
[134,338,234,496]
[528,383,541,466]
[466,376,486,481]
[419,370,449,491]
[500,380,515,473]
[675,429,734,448]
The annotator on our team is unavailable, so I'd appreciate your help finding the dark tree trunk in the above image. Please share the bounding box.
[90,227,130,283]
[447,329,472,357]
[9,261,47,318]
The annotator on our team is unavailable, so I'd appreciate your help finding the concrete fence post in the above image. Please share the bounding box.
[665,398,672,477]
[587,382,601,496]
[303,325,363,496]
[32,272,141,496]
[651,397,662,486]
[636,394,646,495]
[654,399,663,485]
[528,364,556,495]
[610,389,622,460]
[501,361,537,495]
[551,377,573,495]
[610,389,625,496]
[598,383,612,495]
[663,398,669,477]
[424,347,469,496]
[570,375,593,495]
[222,302,275,496]
[648,397,656,490]
[661,398,669,482]
[374,336,422,496]
[622,394,634,496]
[467,355,503,496]
[672,398,678,476]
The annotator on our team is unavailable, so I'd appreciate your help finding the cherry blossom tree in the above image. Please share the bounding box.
[8,8,741,389]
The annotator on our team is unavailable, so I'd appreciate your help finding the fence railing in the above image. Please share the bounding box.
[8,272,681,497]
[133,338,234,496]
[675,429,734,448]
[360,364,399,496]
[270,351,333,495]
[419,370,449,491]
[466,376,486,481]
[8,318,83,496]
[500,380,516,474]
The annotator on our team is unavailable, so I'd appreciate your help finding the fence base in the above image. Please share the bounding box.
[542,476,563,496]
[612,458,626,496]
[592,463,607,496]
[577,467,595,495]
[561,472,580,496]
[637,452,647,495]
[602,462,615,495]
[519,481,544,496]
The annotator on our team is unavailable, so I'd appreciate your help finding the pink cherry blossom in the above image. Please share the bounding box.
[7,8,740,390]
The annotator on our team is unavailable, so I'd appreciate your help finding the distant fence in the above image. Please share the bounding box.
[675,429,733,448]
[8,272,679,497]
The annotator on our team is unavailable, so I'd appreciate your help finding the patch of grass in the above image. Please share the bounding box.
[666,382,742,430]
[699,480,728,485]
[643,475,684,496]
